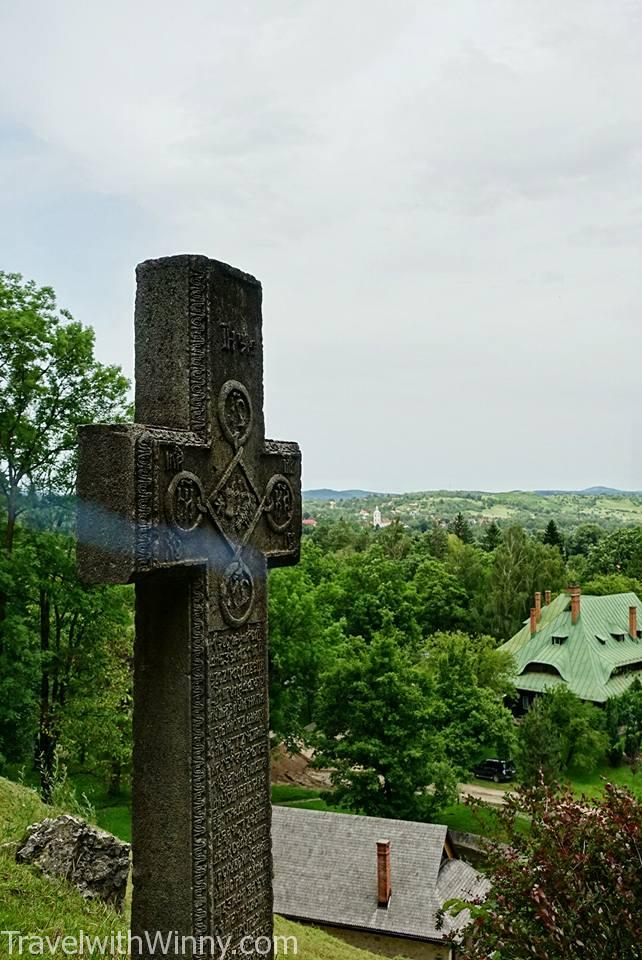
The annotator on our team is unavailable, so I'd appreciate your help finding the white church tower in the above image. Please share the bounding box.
[373,506,382,528]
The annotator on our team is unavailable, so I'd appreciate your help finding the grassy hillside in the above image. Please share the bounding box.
[0,777,378,960]
[304,488,642,533]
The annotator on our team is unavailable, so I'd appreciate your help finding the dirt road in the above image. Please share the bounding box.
[458,782,512,806]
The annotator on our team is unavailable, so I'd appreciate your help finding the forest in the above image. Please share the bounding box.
[3,271,642,821]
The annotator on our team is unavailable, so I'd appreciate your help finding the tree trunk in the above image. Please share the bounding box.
[4,481,18,553]
[37,587,55,803]
[0,484,19,651]
[108,758,122,797]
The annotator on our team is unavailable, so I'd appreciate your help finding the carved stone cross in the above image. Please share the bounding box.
[77,256,301,956]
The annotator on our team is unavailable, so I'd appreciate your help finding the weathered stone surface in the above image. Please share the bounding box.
[16,814,130,909]
[77,256,302,958]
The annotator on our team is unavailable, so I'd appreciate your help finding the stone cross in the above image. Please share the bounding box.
[77,256,301,957]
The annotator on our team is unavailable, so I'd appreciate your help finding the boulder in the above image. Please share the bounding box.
[16,814,130,909]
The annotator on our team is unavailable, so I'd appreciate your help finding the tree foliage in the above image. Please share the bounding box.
[314,628,458,819]
[542,518,564,551]
[488,526,566,639]
[517,688,607,784]
[0,272,132,798]
[450,511,473,544]
[606,679,642,763]
[0,272,130,550]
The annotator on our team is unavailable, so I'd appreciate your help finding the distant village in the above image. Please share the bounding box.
[303,501,500,530]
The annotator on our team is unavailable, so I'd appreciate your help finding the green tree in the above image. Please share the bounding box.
[542,518,563,551]
[481,520,501,552]
[450,512,473,544]
[444,539,491,634]
[315,628,457,819]
[422,632,516,771]
[30,530,133,800]
[412,558,469,637]
[516,695,563,785]
[427,522,449,560]
[518,689,606,784]
[568,523,604,557]
[585,527,642,580]
[545,686,608,772]
[0,272,131,793]
[268,563,344,745]
[607,680,642,763]
[0,538,39,764]
[328,548,422,644]
[0,272,130,551]
[375,519,413,561]
[581,572,642,597]
[488,526,566,639]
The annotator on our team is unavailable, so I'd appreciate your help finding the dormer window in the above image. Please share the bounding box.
[551,636,567,646]
[611,633,626,642]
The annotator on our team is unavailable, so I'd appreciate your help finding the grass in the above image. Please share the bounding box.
[81,779,511,844]
[432,801,505,838]
[29,763,641,850]
[0,776,380,960]
[67,782,344,845]
[0,778,126,955]
[565,760,642,800]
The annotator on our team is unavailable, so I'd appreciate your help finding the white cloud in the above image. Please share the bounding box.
[1,0,642,490]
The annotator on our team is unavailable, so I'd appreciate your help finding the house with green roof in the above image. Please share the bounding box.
[500,588,642,709]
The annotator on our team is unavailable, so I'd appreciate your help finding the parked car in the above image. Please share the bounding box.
[472,758,516,783]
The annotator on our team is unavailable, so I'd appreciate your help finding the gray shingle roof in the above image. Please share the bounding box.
[271,806,488,942]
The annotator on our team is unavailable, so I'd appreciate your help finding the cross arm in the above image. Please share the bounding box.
[261,439,302,569]
[77,423,144,585]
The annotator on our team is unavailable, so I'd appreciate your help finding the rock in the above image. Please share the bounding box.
[16,814,130,909]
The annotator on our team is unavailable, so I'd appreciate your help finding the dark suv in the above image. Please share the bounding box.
[472,758,516,783]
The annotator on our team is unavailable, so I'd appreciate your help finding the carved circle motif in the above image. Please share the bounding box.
[265,474,295,532]
[218,380,253,448]
[166,471,204,531]
[219,558,255,626]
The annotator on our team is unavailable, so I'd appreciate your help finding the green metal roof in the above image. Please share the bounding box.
[499,592,642,703]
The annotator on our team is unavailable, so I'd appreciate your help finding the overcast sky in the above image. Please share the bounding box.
[1,1,641,492]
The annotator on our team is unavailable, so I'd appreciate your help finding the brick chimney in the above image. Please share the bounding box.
[570,586,581,625]
[545,590,552,606]
[629,605,638,640]
[535,592,542,621]
[530,607,538,635]
[377,840,391,908]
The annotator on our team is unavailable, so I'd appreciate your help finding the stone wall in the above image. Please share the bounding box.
[311,923,451,960]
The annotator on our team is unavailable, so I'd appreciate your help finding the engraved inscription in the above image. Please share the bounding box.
[219,558,255,626]
[164,445,184,472]
[188,257,208,436]
[208,624,272,951]
[166,471,204,531]
[265,475,294,532]
[191,576,209,937]
[220,322,256,355]
[218,380,253,448]
[281,455,297,476]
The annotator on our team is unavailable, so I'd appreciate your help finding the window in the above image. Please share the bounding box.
[551,636,567,645]
[611,661,642,677]
[522,662,562,677]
